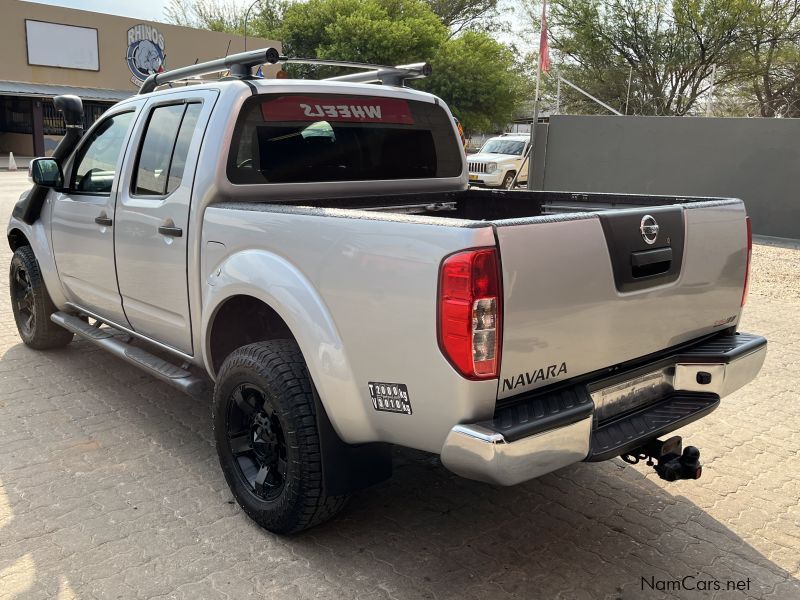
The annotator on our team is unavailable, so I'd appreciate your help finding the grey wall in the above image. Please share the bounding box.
[532,115,800,239]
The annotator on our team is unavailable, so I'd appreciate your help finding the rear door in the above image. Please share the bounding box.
[494,202,749,399]
[113,91,216,354]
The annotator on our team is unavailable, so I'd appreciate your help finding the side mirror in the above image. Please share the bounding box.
[28,158,63,188]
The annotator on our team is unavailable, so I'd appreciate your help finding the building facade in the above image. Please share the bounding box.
[0,0,280,157]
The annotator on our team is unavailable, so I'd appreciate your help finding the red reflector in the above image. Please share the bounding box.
[741,217,752,307]
[438,248,502,379]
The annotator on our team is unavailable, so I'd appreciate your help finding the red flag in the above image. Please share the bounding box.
[539,0,551,74]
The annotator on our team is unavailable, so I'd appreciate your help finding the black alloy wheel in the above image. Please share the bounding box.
[9,246,73,349]
[212,340,349,533]
[226,383,288,502]
[11,261,35,337]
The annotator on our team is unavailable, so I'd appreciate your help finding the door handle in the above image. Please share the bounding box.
[94,216,113,227]
[158,225,183,237]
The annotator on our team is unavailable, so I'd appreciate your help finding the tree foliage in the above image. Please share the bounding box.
[417,32,527,131]
[541,0,747,115]
[425,0,500,34]
[268,0,448,69]
[164,0,526,132]
[739,0,800,116]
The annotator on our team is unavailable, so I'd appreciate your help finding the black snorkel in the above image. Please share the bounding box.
[13,95,84,224]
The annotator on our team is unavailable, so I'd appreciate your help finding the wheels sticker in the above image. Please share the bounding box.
[368,382,412,415]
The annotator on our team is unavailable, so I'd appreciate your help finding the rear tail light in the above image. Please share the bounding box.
[438,248,502,379]
[741,216,752,307]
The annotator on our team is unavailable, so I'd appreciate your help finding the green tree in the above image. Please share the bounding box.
[524,0,748,115]
[417,31,527,132]
[164,0,292,35]
[425,0,500,34]
[165,0,528,132]
[738,0,800,116]
[264,0,448,77]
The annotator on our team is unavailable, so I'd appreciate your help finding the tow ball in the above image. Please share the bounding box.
[621,436,702,481]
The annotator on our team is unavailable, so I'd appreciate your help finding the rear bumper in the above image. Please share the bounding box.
[440,332,766,486]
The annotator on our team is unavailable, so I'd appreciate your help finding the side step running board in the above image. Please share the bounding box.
[51,312,207,395]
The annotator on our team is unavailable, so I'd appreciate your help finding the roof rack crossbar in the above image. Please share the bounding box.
[138,48,432,94]
[139,47,283,94]
[323,62,432,86]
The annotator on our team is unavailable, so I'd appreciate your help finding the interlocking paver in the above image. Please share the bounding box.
[0,171,798,599]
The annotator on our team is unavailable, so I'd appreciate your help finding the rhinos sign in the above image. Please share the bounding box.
[126,24,165,85]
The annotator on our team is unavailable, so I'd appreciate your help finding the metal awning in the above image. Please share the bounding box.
[0,81,132,102]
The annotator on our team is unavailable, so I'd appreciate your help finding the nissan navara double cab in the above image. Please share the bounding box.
[8,49,766,533]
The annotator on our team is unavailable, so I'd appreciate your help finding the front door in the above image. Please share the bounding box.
[51,106,142,325]
[113,92,216,354]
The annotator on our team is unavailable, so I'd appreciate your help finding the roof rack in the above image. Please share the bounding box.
[138,47,432,94]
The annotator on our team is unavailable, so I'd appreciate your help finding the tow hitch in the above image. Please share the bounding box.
[621,436,702,481]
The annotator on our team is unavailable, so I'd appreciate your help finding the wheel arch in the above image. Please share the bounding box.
[8,228,30,251]
[202,250,377,444]
[207,294,294,374]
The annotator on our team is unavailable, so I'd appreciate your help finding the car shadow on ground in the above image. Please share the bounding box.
[0,338,797,599]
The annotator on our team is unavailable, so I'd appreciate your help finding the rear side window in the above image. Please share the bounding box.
[133,102,202,196]
[228,94,462,184]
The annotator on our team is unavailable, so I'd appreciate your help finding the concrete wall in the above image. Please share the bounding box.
[532,115,800,239]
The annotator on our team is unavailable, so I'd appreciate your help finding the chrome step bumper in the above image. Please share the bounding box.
[440,332,767,486]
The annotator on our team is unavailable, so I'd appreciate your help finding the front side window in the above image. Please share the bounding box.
[228,94,462,184]
[71,111,135,194]
[481,139,525,156]
[133,102,202,196]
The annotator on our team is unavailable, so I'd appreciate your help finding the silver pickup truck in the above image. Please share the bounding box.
[8,49,766,534]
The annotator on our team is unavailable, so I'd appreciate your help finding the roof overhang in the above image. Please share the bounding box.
[0,81,131,102]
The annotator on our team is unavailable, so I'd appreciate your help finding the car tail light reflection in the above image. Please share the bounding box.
[742,216,752,307]
[438,248,502,379]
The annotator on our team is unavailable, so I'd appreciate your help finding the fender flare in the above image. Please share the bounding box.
[202,249,377,444]
[7,210,68,310]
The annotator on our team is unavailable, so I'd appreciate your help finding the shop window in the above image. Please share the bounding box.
[0,98,33,134]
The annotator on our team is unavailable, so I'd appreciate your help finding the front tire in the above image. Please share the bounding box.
[501,171,517,189]
[10,246,73,350]
[212,340,349,534]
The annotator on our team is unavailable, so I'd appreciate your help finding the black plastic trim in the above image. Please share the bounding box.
[485,331,762,447]
[676,332,766,364]
[599,207,685,292]
[498,331,762,410]
[587,394,719,461]
[477,386,593,443]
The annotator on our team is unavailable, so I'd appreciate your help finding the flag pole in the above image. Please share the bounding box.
[526,0,546,190]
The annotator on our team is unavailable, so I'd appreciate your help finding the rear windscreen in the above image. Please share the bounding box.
[227,93,463,184]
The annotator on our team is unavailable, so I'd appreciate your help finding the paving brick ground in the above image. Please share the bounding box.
[0,171,798,600]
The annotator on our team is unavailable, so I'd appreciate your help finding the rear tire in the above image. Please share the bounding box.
[10,246,73,350]
[212,340,349,534]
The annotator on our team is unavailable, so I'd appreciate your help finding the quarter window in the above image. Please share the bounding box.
[71,111,135,194]
[133,102,202,196]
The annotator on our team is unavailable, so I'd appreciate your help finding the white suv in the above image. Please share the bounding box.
[468,134,529,189]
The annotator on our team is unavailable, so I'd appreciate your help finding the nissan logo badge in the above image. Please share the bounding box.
[640,215,659,245]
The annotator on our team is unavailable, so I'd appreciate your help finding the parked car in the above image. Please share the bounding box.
[467,133,530,188]
[8,48,766,534]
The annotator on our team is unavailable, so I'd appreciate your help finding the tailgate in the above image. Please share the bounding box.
[495,200,749,400]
